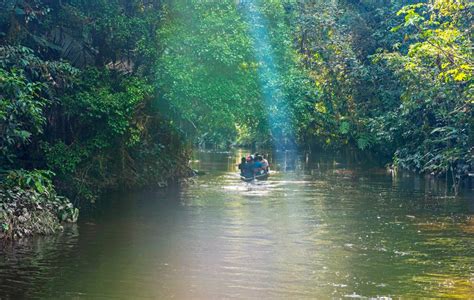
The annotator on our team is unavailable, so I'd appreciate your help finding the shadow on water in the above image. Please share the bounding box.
[0,149,473,299]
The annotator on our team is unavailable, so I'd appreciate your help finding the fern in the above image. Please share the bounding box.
[356,134,374,150]
[339,121,350,135]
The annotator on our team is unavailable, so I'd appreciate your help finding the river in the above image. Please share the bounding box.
[1,150,473,299]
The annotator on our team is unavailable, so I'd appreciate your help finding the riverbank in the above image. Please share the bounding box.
[0,150,193,241]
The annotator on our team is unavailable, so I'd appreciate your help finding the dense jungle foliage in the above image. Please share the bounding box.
[0,0,192,207]
[0,0,472,230]
[157,0,473,189]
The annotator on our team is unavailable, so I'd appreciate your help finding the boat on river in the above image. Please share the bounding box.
[240,171,270,182]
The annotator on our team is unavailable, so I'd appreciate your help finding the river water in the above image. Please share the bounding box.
[1,150,473,299]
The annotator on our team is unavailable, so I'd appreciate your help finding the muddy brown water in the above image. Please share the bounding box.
[1,150,473,299]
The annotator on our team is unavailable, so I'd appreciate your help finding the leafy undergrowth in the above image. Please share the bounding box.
[0,170,78,240]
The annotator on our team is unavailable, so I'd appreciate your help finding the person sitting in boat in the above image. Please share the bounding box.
[241,156,254,178]
[238,157,246,175]
[253,155,266,175]
[261,155,269,172]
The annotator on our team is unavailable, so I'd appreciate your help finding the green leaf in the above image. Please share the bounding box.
[339,121,350,134]
[34,180,45,193]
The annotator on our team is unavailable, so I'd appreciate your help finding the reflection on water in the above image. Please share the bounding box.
[1,150,473,299]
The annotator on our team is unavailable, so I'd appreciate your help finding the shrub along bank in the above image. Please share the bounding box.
[0,1,192,240]
[0,170,78,240]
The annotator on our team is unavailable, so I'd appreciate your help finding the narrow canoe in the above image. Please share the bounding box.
[240,172,269,182]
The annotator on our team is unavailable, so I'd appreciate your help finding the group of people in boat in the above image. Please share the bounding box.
[238,153,269,179]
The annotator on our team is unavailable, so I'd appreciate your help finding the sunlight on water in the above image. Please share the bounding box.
[0,150,473,299]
